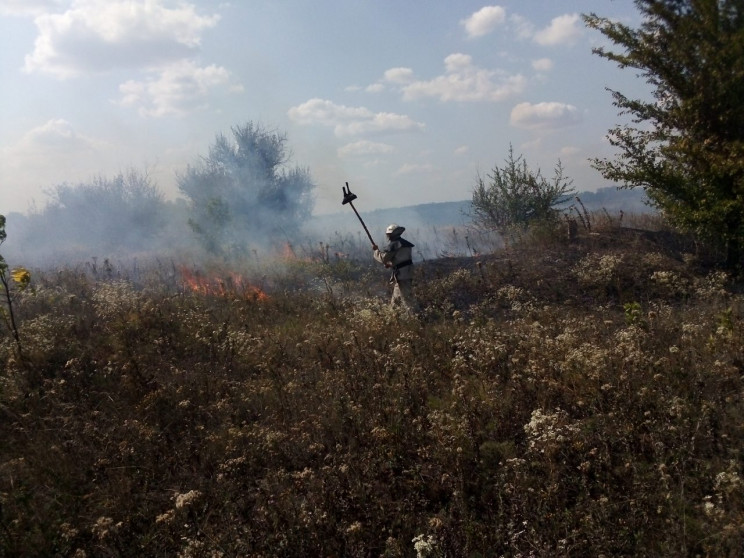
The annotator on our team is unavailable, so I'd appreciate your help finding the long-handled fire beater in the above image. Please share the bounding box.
[341,182,378,248]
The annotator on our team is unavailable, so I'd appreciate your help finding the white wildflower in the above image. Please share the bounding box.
[412,533,439,558]
[175,490,202,509]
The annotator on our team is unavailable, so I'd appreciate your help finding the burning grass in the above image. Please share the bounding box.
[0,223,742,556]
[178,266,270,301]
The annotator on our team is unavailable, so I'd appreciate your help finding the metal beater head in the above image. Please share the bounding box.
[342,182,357,205]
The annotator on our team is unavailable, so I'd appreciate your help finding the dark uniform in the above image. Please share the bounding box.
[373,224,416,311]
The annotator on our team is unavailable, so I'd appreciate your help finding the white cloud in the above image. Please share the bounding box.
[287,98,425,137]
[444,53,471,72]
[560,146,581,156]
[24,0,220,78]
[16,119,101,152]
[454,145,469,155]
[288,99,373,126]
[117,60,237,117]
[401,53,525,102]
[521,137,542,151]
[394,163,435,176]
[509,14,535,40]
[532,58,553,72]
[337,140,393,158]
[0,119,105,202]
[359,67,413,94]
[383,67,414,84]
[533,14,582,46]
[0,0,62,17]
[510,102,582,130]
[461,5,506,38]
[338,113,425,136]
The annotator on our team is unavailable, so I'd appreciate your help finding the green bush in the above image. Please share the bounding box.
[471,145,575,234]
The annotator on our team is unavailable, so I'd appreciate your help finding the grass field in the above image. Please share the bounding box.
[1,216,742,557]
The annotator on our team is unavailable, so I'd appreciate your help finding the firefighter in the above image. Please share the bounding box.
[372,223,416,311]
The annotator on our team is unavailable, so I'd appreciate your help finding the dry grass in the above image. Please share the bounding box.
[0,218,742,557]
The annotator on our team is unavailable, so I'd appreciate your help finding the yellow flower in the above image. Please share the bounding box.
[11,267,31,290]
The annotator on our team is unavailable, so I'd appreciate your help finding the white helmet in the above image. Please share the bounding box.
[385,223,405,237]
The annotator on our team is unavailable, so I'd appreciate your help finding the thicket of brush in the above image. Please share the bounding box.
[1,216,742,557]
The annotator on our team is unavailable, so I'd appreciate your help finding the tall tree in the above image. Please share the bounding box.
[178,122,315,256]
[584,1,744,268]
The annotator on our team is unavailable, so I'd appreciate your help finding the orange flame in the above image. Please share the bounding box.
[179,267,269,301]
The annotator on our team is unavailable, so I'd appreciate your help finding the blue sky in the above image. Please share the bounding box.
[0,1,647,216]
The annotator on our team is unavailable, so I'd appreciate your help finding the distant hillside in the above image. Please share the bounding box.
[574,186,652,214]
[310,186,654,236]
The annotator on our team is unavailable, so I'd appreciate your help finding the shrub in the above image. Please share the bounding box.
[471,145,575,233]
